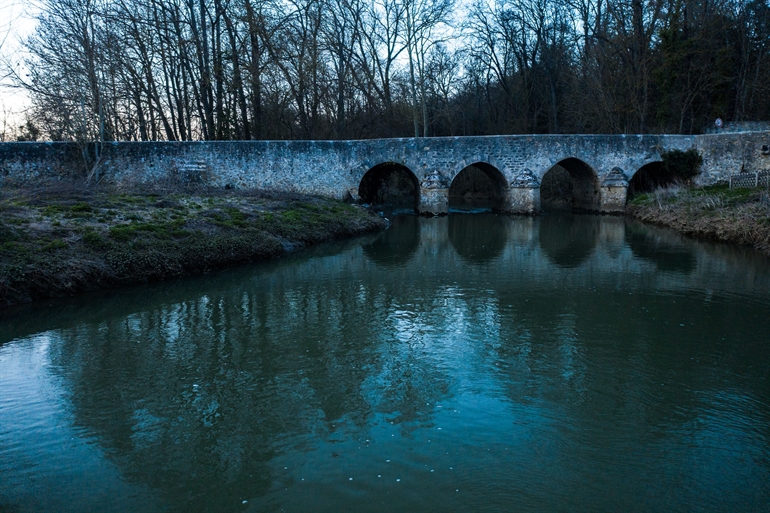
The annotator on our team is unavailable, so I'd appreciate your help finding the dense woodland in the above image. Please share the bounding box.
[8,0,770,141]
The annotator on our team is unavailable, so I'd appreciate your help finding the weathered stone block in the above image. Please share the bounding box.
[419,187,449,215]
[599,186,628,213]
[505,187,540,214]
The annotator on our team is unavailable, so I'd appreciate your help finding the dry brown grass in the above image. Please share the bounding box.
[627,184,770,257]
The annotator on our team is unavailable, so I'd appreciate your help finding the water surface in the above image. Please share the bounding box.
[1,215,769,512]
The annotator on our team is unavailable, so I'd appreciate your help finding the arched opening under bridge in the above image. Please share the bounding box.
[359,163,419,210]
[627,162,676,200]
[448,162,507,212]
[540,158,600,212]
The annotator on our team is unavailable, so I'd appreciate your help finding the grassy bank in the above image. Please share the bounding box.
[626,184,770,257]
[0,185,386,307]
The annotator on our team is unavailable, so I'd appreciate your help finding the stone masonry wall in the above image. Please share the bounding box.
[1,132,768,214]
[0,142,84,185]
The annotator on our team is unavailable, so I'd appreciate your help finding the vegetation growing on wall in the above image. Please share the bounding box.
[661,149,704,182]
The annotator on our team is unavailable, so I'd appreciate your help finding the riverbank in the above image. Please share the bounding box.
[626,184,770,257]
[0,185,386,307]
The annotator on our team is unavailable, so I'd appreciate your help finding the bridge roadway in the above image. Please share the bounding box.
[1,132,768,214]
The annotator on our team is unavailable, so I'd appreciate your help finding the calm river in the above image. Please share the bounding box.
[1,214,769,512]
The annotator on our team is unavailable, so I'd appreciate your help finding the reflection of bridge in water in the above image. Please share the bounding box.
[3,216,768,345]
[357,215,769,292]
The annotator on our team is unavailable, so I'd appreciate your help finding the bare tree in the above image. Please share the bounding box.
[13,0,770,142]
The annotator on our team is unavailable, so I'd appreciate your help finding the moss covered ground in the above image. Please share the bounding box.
[626,184,770,257]
[0,185,385,307]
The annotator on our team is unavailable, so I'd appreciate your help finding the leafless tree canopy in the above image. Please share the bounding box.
[13,0,770,141]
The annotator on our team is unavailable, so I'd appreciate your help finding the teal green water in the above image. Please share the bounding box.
[1,215,769,512]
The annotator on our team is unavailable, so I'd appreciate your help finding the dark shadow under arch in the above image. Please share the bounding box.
[448,162,507,212]
[359,163,419,209]
[540,158,600,213]
[627,162,673,200]
[538,214,600,268]
[448,214,508,265]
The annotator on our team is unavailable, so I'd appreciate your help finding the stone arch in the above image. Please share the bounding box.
[453,155,507,179]
[627,160,673,200]
[448,161,508,212]
[540,157,601,212]
[358,162,419,209]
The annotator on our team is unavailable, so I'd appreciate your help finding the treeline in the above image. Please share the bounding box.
[13,0,770,141]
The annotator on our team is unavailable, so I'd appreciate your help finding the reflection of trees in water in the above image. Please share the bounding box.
[370,308,453,429]
[448,214,508,264]
[538,215,600,268]
[486,286,770,454]
[363,215,420,267]
[10,215,770,509]
[625,220,696,273]
[47,274,453,508]
[49,303,301,508]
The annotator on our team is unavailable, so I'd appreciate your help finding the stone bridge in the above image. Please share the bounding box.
[1,132,768,214]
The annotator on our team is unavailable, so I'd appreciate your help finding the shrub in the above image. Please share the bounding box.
[661,149,703,181]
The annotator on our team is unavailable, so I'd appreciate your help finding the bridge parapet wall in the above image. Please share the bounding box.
[695,132,770,183]
[0,142,83,184]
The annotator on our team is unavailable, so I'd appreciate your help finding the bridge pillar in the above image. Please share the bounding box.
[599,167,629,213]
[418,170,449,215]
[504,169,541,214]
